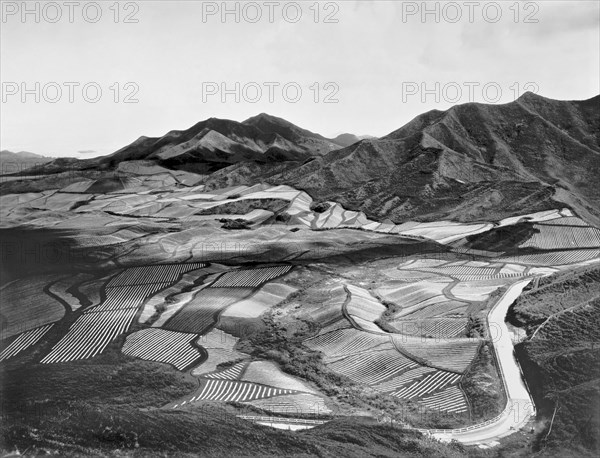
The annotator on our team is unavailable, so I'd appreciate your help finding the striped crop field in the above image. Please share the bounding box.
[0,324,53,362]
[241,361,318,393]
[376,281,450,313]
[304,328,390,360]
[345,285,386,322]
[210,265,292,288]
[391,370,461,399]
[520,224,600,250]
[373,366,437,392]
[170,380,299,408]
[245,393,331,415]
[164,288,252,334]
[121,328,203,370]
[536,216,591,227]
[91,283,172,312]
[41,308,137,363]
[419,386,468,413]
[204,362,247,380]
[107,263,206,287]
[328,348,419,385]
[387,318,467,339]
[498,249,600,266]
[396,299,469,320]
[392,336,481,373]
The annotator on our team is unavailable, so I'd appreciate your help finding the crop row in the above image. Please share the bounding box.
[172,379,298,407]
[1,277,66,340]
[373,366,437,392]
[121,328,202,370]
[499,249,600,266]
[377,283,448,310]
[165,288,251,334]
[107,263,206,287]
[397,299,468,320]
[392,370,461,399]
[537,216,590,227]
[210,266,291,288]
[304,328,389,358]
[0,324,54,362]
[419,386,468,413]
[394,338,480,373]
[204,361,247,380]
[40,308,137,364]
[90,282,172,313]
[329,349,419,385]
[389,319,467,338]
[520,225,600,250]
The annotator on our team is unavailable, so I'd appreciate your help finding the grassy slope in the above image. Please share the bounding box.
[509,265,600,456]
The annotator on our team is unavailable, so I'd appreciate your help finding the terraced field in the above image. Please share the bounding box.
[210,265,292,288]
[304,327,389,361]
[391,370,462,399]
[164,288,253,334]
[0,324,54,362]
[40,263,205,364]
[520,223,600,250]
[419,386,468,413]
[170,379,299,408]
[391,335,481,373]
[204,361,247,380]
[329,348,419,385]
[1,276,66,340]
[121,328,204,370]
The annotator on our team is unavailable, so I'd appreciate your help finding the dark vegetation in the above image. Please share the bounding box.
[220,218,252,230]
[309,202,331,213]
[197,198,289,216]
[461,343,506,422]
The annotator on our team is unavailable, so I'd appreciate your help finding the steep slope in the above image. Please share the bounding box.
[251,93,600,225]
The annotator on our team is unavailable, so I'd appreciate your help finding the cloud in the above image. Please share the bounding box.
[77,150,97,155]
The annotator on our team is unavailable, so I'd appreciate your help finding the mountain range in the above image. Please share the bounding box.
[0,150,52,174]
[12,92,600,225]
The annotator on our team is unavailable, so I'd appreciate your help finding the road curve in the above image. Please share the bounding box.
[424,279,536,445]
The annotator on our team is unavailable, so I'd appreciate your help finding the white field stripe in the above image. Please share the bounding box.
[121,328,200,370]
[204,362,246,380]
[175,380,297,406]
[373,366,437,392]
[211,266,291,288]
[0,324,53,362]
[419,386,468,413]
[40,308,137,364]
[393,371,460,399]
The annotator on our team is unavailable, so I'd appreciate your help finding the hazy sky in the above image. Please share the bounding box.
[1,0,599,157]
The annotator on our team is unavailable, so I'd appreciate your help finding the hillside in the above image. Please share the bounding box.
[509,265,600,456]
[253,93,599,225]
[10,94,600,226]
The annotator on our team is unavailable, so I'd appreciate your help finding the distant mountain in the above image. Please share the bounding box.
[332,133,361,147]
[205,93,600,225]
[89,113,344,174]
[0,150,52,174]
